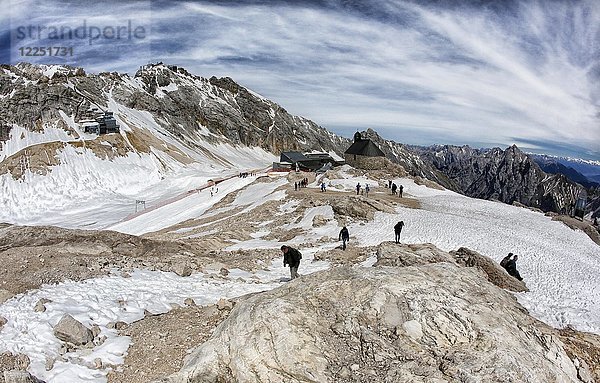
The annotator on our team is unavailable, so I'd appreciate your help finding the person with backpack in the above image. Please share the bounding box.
[339,226,350,250]
[365,184,370,197]
[391,183,397,195]
[281,245,302,279]
[399,184,404,198]
[394,220,404,243]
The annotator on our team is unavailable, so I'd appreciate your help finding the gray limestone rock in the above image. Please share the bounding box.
[52,314,93,346]
[159,264,580,383]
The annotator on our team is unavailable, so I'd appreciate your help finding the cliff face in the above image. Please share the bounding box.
[159,244,597,383]
[414,144,585,214]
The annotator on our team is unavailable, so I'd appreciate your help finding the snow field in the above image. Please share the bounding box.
[349,176,600,334]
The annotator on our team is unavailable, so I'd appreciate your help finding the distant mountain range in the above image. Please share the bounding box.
[527,153,600,188]
[408,144,589,215]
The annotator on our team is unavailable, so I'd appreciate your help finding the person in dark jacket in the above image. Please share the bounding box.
[391,183,397,195]
[500,253,523,281]
[399,184,404,198]
[339,226,350,250]
[500,253,513,269]
[281,245,302,279]
[394,221,404,243]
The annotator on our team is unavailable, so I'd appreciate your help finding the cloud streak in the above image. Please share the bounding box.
[3,0,599,159]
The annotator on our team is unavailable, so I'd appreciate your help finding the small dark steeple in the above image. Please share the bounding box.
[353,131,362,143]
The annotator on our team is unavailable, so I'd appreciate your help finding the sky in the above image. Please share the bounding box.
[1,0,599,160]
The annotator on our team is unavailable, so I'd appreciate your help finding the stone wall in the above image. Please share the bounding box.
[344,153,387,170]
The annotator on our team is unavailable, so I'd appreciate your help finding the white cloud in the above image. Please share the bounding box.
[4,0,600,158]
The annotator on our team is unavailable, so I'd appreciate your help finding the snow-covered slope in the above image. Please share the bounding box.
[0,63,318,227]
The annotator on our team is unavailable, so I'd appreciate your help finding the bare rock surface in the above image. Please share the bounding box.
[451,247,528,292]
[159,264,583,383]
[52,314,93,346]
[0,290,13,304]
[0,353,38,383]
[375,242,528,292]
[2,371,41,383]
[107,303,232,383]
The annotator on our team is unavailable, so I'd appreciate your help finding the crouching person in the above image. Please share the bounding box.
[281,245,302,280]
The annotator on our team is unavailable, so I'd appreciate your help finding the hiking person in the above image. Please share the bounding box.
[294,182,298,191]
[391,183,397,195]
[502,253,523,281]
[321,182,326,192]
[394,221,404,243]
[339,226,350,250]
[399,184,404,198]
[281,245,302,280]
[356,183,361,195]
[388,180,392,188]
[365,184,370,197]
[500,253,513,269]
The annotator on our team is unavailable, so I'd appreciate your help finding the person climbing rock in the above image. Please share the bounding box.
[339,226,350,250]
[394,220,404,243]
[281,245,302,280]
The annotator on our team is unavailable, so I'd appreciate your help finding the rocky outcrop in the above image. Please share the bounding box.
[2,370,42,383]
[160,263,586,383]
[375,243,527,292]
[53,314,94,346]
[451,247,528,292]
[0,353,42,383]
[413,144,585,214]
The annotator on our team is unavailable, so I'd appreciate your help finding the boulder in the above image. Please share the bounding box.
[53,314,93,346]
[33,298,52,313]
[312,215,328,227]
[3,370,41,383]
[216,298,233,311]
[159,265,581,383]
[171,262,192,277]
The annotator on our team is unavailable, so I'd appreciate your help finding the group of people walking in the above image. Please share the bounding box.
[294,178,309,191]
[355,183,370,196]
[282,221,525,284]
[388,180,403,197]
